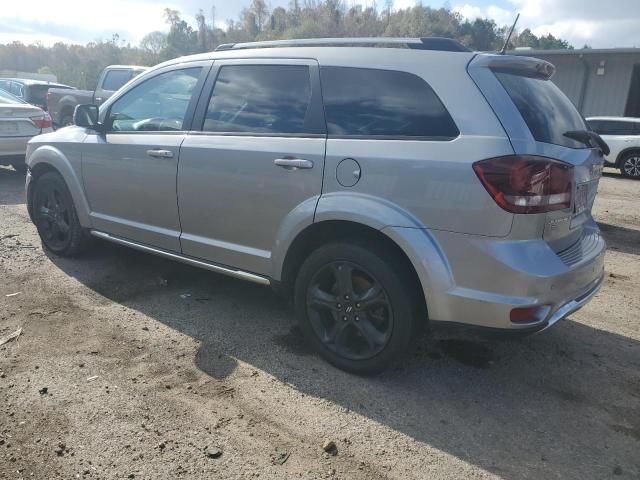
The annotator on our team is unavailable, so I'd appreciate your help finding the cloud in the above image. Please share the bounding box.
[0,0,177,45]
[453,4,515,26]
[1,0,639,48]
[453,0,640,47]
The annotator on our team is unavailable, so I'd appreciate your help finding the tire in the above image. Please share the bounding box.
[294,242,422,375]
[59,114,74,129]
[619,151,640,179]
[32,171,88,256]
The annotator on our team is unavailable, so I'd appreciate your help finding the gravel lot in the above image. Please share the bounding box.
[0,166,639,479]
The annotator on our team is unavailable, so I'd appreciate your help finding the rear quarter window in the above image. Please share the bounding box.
[494,71,587,148]
[320,66,459,139]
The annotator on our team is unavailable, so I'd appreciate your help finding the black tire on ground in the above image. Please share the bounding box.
[619,151,640,179]
[32,171,88,256]
[11,162,27,174]
[294,241,422,375]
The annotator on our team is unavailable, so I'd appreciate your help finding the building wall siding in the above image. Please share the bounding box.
[513,51,640,117]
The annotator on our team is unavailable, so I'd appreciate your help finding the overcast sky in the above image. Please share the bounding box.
[0,0,639,49]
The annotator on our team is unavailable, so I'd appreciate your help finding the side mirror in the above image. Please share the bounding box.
[73,104,101,131]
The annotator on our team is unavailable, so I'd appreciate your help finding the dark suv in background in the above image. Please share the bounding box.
[0,78,74,111]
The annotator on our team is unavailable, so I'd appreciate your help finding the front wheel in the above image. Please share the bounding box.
[620,152,640,179]
[32,171,88,256]
[294,242,422,375]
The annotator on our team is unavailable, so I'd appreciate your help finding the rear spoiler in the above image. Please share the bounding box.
[469,54,555,80]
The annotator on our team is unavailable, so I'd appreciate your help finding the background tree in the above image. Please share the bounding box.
[0,1,573,89]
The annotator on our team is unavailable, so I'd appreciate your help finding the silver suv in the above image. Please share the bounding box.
[25,38,606,374]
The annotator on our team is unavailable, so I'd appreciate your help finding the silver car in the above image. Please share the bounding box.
[25,38,606,374]
[0,88,53,173]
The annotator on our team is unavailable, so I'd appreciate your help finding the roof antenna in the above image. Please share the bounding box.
[500,13,520,54]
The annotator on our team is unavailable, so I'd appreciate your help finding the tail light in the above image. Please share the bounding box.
[473,155,572,214]
[30,113,52,130]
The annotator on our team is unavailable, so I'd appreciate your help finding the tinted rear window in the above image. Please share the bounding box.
[587,120,638,136]
[203,65,312,134]
[320,66,459,139]
[494,71,587,148]
[102,70,133,91]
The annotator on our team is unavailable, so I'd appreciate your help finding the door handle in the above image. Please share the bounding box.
[146,149,174,159]
[274,158,313,170]
[94,97,103,103]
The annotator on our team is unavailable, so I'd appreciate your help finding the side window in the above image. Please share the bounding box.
[320,66,459,139]
[9,82,23,97]
[589,120,635,136]
[203,65,312,134]
[102,70,135,91]
[109,67,202,132]
[587,120,603,133]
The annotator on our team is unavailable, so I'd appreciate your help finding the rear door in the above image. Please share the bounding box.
[82,63,210,251]
[177,59,326,275]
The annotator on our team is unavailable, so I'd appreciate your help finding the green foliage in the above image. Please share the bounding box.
[0,2,573,89]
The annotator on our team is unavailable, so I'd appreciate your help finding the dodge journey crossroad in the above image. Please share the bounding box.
[25,37,606,374]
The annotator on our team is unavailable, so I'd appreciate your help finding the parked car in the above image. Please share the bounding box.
[25,38,606,374]
[586,116,640,178]
[47,65,146,128]
[0,88,52,173]
[0,78,74,112]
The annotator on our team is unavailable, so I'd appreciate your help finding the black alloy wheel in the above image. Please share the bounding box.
[295,242,421,375]
[32,172,87,255]
[306,260,393,361]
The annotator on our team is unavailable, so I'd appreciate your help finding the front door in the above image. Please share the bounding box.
[82,64,208,251]
[178,59,327,275]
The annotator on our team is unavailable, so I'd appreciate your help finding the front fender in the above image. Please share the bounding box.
[27,141,91,227]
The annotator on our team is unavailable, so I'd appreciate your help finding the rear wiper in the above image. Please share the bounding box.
[563,130,610,156]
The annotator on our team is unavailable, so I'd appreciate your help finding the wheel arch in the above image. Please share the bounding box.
[616,147,640,167]
[278,220,426,312]
[27,146,91,226]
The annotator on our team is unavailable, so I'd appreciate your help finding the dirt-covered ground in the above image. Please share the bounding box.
[0,166,639,479]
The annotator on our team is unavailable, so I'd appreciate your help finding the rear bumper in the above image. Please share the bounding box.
[386,220,605,332]
[0,136,31,161]
[430,273,603,338]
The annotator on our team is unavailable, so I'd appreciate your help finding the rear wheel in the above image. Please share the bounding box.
[294,242,421,375]
[32,171,88,256]
[620,152,640,179]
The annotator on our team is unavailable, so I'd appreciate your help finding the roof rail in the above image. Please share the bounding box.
[215,37,471,53]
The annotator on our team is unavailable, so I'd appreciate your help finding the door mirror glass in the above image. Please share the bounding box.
[74,104,99,128]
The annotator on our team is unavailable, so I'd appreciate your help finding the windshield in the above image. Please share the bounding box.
[494,71,587,149]
[0,88,26,104]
